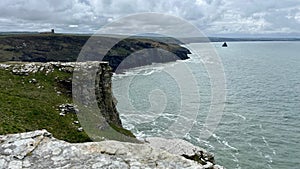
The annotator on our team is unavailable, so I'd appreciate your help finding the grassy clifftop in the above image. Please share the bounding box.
[0,63,91,143]
[0,34,88,62]
[0,34,191,71]
[0,62,136,143]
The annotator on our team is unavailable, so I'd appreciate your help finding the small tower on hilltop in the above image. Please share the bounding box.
[51,29,55,34]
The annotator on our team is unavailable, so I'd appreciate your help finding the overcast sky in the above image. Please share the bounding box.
[0,0,300,37]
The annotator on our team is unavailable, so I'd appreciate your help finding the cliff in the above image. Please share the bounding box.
[0,130,224,169]
[0,34,191,72]
[0,62,225,168]
[0,62,133,143]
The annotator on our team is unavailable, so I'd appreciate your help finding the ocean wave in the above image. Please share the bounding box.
[222,140,239,151]
[262,136,276,155]
[113,62,180,78]
[211,133,239,151]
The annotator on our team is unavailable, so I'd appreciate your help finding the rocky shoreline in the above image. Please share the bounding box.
[0,130,224,169]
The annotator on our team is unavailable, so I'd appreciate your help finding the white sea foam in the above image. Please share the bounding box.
[262,136,277,155]
[211,133,239,152]
[222,140,238,151]
[231,153,239,162]
[113,61,180,78]
[232,113,246,120]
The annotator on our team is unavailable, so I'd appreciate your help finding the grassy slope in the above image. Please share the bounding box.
[0,34,88,62]
[0,34,190,66]
[0,66,92,143]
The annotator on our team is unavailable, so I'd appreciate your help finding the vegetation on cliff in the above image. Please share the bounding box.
[0,62,135,143]
[0,34,190,71]
[0,64,90,142]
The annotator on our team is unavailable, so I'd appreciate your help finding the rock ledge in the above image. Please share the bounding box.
[0,130,224,169]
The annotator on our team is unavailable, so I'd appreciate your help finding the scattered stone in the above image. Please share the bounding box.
[0,64,11,69]
[29,78,37,84]
[59,112,65,116]
[73,121,79,124]
[37,86,44,89]
[58,104,79,115]
[77,127,83,132]
[6,62,108,76]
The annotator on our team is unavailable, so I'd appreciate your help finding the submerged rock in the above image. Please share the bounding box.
[0,130,225,169]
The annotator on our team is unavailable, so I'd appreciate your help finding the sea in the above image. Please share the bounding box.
[112,41,300,169]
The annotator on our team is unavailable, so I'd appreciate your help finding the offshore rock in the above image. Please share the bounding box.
[0,130,225,169]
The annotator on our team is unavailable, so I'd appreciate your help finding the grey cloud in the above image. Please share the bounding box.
[0,0,299,35]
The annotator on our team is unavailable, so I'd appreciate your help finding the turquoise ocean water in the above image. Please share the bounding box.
[112,41,300,169]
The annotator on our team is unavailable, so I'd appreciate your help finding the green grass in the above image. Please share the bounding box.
[0,64,137,143]
[0,66,91,143]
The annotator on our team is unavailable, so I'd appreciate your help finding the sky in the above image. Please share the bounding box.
[0,0,300,37]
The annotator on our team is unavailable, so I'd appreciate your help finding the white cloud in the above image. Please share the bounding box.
[69,25,79,28]
[0,0,299,36]
[294,12,300,22]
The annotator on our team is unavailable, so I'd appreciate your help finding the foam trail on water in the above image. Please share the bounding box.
[232,113,246,120]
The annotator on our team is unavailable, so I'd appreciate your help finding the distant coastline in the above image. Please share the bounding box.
[0,34,190,72]
[1,32,300,43]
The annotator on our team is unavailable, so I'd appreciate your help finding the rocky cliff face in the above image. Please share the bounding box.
[71,61,137,142]
[0,130,225,169]
[101,38,191,72]
[70,61,123,128]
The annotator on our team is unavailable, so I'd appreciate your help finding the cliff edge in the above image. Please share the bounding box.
[0,130,224,169]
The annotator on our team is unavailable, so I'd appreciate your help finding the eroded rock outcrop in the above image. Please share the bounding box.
[0,130,224,169]
[145,137,225,169]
